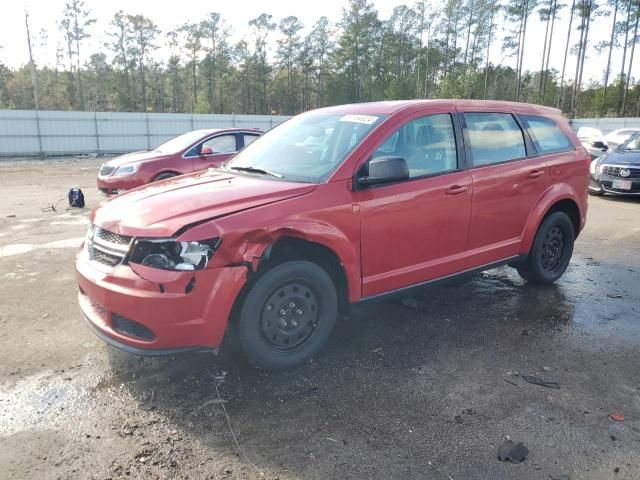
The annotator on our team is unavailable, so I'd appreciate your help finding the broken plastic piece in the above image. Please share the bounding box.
[609,413,624,422]
[497,439,529,463]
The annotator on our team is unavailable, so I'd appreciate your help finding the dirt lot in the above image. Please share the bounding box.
[0,157,639,480]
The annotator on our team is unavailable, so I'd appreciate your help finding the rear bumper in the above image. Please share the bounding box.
[75,245,247,354]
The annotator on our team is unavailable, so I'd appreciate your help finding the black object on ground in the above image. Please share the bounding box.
[521,375,560,389]
[497,439,529,463]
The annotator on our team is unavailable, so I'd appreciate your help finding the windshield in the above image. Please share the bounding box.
[224,111,386,182]
[153,130,210,154]
[618,131,640,151]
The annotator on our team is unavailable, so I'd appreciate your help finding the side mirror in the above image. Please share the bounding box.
[357,155,409,187]
[591,141,607,150]
[201,146,214,155]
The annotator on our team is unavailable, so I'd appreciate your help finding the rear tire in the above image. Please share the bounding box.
[516,211,575,285]
[237,260,338,370]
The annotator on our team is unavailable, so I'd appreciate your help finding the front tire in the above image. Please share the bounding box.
[237,260,338,370]
[154,172,176,181]
[516,211,575,284]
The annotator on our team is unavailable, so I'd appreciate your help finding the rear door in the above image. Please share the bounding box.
[461,110,550,267]
[356,109,473,297]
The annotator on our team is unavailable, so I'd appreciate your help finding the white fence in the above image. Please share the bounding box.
[0,110,291,157]
[1,109,639,157]
[567,117,640,134]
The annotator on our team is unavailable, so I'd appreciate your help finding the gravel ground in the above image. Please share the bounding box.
[0,157,639,480]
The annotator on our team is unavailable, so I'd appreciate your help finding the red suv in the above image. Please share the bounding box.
[75,100,589,369]
[97,128,262,195]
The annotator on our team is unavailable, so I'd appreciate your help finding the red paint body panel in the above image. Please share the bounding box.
[76,245,246,349]
[96,128,261,195]
[76,100,589,354]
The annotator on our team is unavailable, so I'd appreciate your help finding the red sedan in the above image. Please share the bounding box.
[97,128,262,195]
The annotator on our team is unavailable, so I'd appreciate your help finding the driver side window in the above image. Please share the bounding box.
[372,114,458,178]
[200,135,237,155]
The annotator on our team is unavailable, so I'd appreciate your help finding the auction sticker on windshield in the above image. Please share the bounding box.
[339,114,379,125]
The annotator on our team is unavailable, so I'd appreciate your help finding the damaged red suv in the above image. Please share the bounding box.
[75,100,589,369]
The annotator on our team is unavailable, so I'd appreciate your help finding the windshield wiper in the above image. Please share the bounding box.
[229,166,283,178]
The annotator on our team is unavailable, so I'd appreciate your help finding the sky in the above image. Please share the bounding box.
[0,0,636,86]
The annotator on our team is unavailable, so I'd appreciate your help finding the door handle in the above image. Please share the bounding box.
[528,169,544,178]
[445,185,470,195]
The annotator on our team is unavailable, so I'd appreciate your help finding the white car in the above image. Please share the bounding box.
[604,128,640,150]
[577,127,609,159]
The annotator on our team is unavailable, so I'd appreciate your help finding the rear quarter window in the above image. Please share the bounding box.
[522,115,574,154]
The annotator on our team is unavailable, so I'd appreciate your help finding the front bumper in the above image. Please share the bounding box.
[97,175,144,195]
[75,245,247,354]
[590,173,640,195]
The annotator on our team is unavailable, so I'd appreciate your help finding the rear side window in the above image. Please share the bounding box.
[463,113,526,166]
[522,115,573,154]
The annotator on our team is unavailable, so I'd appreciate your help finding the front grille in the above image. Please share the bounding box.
[95,228,131,246]
[87,226,131,268]
[99,165,115,176]
[112,313,156,341]
[89,248,122,267]
[601,165,640,178]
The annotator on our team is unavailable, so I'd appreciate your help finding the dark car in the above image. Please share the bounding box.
[97,128,262,195]
[77,100,589,370]
[589,132,640,196]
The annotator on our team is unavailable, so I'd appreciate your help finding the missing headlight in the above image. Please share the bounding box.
[129,238,221,271]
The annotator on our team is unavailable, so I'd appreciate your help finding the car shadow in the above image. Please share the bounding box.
[100,266,579,478]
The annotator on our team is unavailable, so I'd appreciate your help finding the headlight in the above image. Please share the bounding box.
[113,164,139,176]
[589,159,598,175]
[129,238,221,271]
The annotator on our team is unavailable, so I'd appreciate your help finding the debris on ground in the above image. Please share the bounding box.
[606,293,624,299]
[400,297,419,310]
[521,375,560,389]
[609,413,624,422]
[202,398,228,407]
[497,439,529,463]
[503,377,519,387]
[549,475,571,480]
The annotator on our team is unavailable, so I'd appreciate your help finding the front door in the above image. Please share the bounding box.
[356,112,473,298]
[191,133,240,171]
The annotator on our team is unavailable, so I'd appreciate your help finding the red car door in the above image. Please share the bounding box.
[355,110,473,298]
[190,133,240,172]
[460,110,550,267]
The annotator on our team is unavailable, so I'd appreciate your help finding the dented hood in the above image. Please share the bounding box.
[91,170,317,236]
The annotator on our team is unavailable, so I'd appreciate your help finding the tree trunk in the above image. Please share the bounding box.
[484,0,496,99]
[622,6,639,115]
[539,0,552,99]
[618,0,632,115]
[570,0,587,116]
[542,0,557,100]
[602,0,619,116]
[558,0,576,110]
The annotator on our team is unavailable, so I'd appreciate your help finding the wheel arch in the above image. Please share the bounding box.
[520,185,584,254]
[259,236,350,313]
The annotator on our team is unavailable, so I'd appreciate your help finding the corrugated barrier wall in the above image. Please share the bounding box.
[0,110,291,156]
[1,109,639,157]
